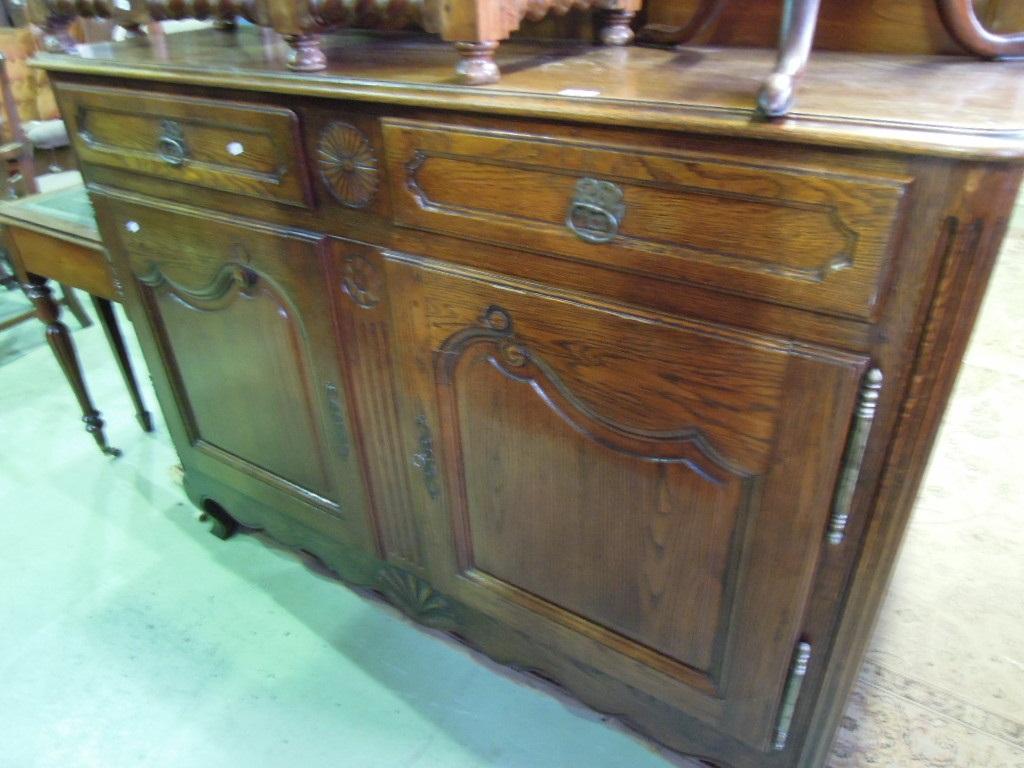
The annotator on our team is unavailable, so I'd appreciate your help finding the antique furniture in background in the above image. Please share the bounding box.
[641,0,1024,115]
[1,183,153,454]
[643,0,1024,54]
[0,46,89,335]
[24,0,642,81]
[22,0,1024,104]
[33,25,1024,768]
[758,0,1024,115]
[0,26,75,185]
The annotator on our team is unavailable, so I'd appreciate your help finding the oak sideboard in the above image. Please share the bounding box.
[33,29,1024,768]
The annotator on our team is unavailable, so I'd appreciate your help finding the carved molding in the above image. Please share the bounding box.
[403,148,864,283]
[136,259,258,311]
[405,149,429,204]
[317,121,379,208]
[438,305,750,483]
[377,564,455,629]
[341,253,382,309]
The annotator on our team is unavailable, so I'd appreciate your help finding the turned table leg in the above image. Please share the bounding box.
[90,295,154,434]
[23,275,121,457]
[600,10,637,46]
[40,19,78,54]
[454,41,500,85]
[284,34,327,72]
[757,0,822,117]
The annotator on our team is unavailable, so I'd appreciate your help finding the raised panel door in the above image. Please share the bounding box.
[384,251,873,750]
[94,196,374,551]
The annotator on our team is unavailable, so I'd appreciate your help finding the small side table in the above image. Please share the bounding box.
[0,184,153,456]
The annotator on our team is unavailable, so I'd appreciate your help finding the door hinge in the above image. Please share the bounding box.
[773,640,812,751]
[828,367,883,544]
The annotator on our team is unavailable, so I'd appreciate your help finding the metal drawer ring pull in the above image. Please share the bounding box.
[566,178,625,244]
[157,120,188,167]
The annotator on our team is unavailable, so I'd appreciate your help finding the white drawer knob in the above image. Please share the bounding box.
[227,141,244,157]
[125,220,140,233]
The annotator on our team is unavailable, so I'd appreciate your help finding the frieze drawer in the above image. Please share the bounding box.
[383,119,910,320]
[57,83,313,208]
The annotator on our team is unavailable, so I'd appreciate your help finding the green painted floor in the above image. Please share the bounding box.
[0,296,696,767]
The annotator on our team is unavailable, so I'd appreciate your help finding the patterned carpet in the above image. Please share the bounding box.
[828,205,1024,766]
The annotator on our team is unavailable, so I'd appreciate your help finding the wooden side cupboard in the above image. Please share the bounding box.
[34,29,1024,768]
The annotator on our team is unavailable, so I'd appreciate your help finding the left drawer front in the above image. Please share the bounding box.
[58,84,313,208]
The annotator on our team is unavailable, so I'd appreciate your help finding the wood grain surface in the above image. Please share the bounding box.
[47,27,1024,768]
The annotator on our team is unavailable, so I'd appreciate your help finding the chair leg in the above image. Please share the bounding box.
[59,283,92,329]
[90,295,154,433]
[23,275,121,457]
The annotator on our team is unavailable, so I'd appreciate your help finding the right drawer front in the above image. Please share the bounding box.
[384,119,910,320]
[59,83,312,208]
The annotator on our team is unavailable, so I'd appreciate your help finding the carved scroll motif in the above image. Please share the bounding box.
[438,304,751,484]
[136,260,259,311]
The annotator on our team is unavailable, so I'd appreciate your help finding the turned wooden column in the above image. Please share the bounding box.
[454,41,500,85]
[599,9,636,45]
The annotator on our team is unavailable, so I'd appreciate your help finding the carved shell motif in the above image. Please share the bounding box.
[317,121,379,208]
[377,566,454,629]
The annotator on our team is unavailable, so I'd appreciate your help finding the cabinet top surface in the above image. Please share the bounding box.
[34,28,1024,161]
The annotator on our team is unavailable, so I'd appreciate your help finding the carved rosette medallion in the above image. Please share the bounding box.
[341,254,382,308]
[378,565,454,629]
[317,121,379,208]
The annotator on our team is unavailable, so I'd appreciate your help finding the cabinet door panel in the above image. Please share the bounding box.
[96,198,367,532]
[454,351,752,673]
[386,252,868,749]
[144,262,332,497]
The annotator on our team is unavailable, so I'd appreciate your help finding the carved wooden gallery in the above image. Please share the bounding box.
[12,0,1024,765]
